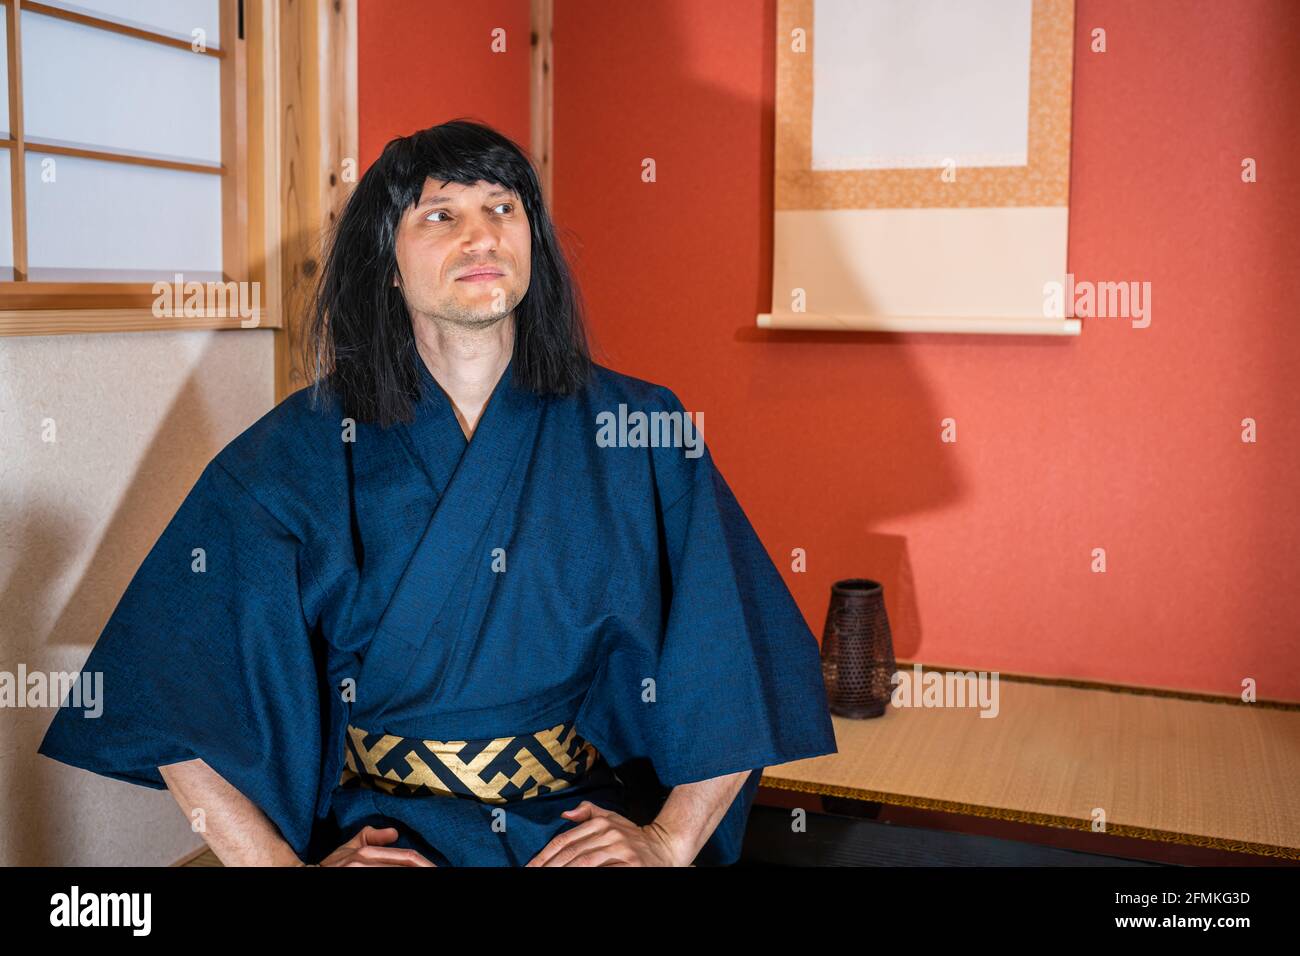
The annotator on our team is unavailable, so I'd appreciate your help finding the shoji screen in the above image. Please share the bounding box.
[1,0,231,288]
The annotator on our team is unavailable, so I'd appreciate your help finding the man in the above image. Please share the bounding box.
[39,119,837,867]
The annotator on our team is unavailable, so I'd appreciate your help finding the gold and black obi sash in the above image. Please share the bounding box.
[338,719,604,803]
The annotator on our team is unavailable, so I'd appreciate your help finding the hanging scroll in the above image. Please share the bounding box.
[760,0,1079,335]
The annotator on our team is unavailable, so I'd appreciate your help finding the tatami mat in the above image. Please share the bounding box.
[763,679,1300,859]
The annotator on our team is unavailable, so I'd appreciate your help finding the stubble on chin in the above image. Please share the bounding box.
[421,286,518,331]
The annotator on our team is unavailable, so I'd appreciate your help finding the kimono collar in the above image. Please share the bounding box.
[400,349,540,498]
[359,350,546,699]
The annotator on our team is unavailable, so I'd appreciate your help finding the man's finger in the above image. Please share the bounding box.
[526,817,612,867]
[358,826,399,847]
[354,845,436,866]
[563,849,622,868]
[343,860,405,867]
[543,831,623,867]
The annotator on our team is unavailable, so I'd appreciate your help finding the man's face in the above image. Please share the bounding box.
[392,177,531,329]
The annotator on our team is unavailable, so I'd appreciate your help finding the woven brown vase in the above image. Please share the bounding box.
[820,578,896,719]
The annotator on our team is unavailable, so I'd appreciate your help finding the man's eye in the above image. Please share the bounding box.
[494,203,513,214]
[426,210,450,222]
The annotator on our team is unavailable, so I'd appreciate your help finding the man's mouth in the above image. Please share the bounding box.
[456,269,505,282]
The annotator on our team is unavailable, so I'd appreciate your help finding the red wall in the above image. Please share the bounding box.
[359,0,1300,701]
[358,0,531,168]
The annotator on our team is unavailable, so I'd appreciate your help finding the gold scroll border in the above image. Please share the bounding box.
[776,0,1075,210]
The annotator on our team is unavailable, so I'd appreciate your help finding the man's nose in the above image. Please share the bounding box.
[460,216,500,252]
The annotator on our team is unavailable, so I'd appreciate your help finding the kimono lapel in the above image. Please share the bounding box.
[398,356,470,495]
[338,357,467,651]
[353,354,543,722]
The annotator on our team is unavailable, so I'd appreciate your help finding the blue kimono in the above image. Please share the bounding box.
[38,356,837,865]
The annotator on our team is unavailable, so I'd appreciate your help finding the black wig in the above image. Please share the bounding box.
[302,119,592,427]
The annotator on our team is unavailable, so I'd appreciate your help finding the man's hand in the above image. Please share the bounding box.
[311,825,438,867]
[524,801,687,867]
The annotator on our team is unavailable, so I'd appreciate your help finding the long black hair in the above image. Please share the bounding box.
[302,119,592,427]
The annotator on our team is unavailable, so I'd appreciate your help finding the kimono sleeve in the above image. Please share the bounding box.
[577,386,838,865]
[37,457,329,861]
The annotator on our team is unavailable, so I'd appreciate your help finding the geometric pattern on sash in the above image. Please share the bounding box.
[338,719,602,803]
